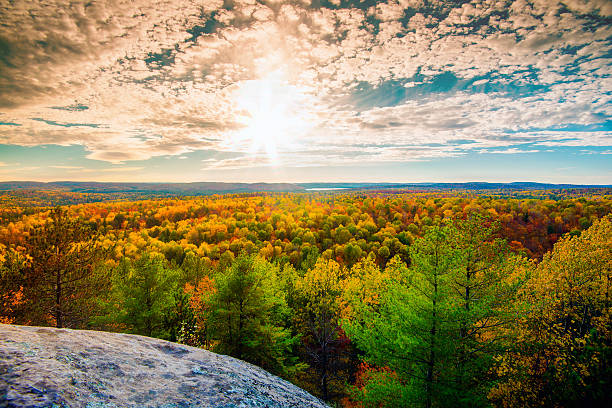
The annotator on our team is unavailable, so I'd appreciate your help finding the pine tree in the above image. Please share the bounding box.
[111,254,179,338]
[344,225,458,407]
[210,254,302,378]
[344,220,521,407]
[23,207,106,328]
[447,215,522,406]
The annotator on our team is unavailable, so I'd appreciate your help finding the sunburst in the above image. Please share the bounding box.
[230,70,314,162]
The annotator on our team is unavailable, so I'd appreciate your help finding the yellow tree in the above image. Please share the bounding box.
[490,215,611,407]
[342,255,401,321]
[294,258,350,401]
[0,249,27,324]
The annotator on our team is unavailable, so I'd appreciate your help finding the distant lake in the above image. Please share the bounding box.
[305,187,350,191]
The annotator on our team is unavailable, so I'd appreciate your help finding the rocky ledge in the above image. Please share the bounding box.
[0,324,328,408]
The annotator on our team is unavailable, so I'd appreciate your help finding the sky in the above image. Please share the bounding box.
[0,0,610,184]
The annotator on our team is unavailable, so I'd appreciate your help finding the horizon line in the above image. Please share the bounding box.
[1,180,611,187]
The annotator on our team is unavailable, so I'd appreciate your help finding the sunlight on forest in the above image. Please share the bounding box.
[1,188,610,407]
[0,0,610,406]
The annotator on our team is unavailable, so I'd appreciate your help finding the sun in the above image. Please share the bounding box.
[230,71,313,161]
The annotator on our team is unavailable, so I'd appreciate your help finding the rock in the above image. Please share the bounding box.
[0,324,328,408]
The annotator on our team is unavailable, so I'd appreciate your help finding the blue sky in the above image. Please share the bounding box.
[0,0,611,183]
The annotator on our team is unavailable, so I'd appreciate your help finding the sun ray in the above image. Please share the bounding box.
[228,70,314,163]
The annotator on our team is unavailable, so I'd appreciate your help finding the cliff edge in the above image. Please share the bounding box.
[0,324,328,408]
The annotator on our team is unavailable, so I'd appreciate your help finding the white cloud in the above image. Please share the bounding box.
[482,148,540,154]
[0,0,609,167]
[101,167,144,172]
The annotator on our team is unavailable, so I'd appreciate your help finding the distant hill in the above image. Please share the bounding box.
[0,181,305,194]
[299,182,612,191]
[0,181,609,196]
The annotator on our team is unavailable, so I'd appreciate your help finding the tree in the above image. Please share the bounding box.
[183,275,216,348]
[0,249,27,324]
[22,207,106,328]
[294,258,351,401]
[163,287,196,342]
[447,216,522,405]
[345,220,521,408]
[110,253,179,338]
[490,216,611,407]
[180,251,211,286]
[210,254,302,378]
[349,363,411,408]
[344,225,458,407]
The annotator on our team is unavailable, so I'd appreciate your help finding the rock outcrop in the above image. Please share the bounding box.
[0,324,328,408]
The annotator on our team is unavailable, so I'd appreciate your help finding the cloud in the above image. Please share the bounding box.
[0,0,609,167]
[481,148,540,154]
[101,167,144,172]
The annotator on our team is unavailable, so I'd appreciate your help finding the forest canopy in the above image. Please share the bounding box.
[1,188,610,407]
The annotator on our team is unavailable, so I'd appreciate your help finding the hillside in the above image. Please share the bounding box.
[1,181,610,197]
[0,324,328,408]
[0,181,306,195]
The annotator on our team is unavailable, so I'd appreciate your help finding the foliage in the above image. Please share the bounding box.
[209,254,303,378]
[489,215,611,408]
[347,363,412,408]
[0,250,27,324]
[16,208,107,328]
[1,190,611,406]
[294,258,352,400]
[107,254,180,338]
[183,276,216,348]
[344,219,524,408]
[344,225,458,407]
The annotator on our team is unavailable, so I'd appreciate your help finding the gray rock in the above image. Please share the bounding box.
[0,324,328,408]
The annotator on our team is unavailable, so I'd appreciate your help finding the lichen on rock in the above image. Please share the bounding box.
[0,324,329,408]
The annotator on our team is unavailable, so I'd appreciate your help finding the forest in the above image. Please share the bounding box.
[0,188,610,407]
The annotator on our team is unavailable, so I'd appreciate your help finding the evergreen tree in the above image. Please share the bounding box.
[447,215,522,406]
[345,225,458,407]
[163,288,196,342]
[210,254,302,378]
[345,221,521,407]
[110,254,179,338]
[22,207,107,328]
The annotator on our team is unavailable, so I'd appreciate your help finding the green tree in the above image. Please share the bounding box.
[210,254,302,378]
[447,216,522,406]
[110,254,179,338]
[163,288,196,342]
[344,242,363,266]
[345,220,521,408]
[180,251,211,285]
[345,225,458,407]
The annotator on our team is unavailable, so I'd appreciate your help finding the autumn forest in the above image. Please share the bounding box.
[1,188,610,407]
